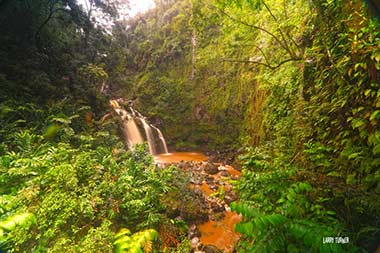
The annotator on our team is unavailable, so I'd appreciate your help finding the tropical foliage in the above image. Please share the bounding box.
[1,0,380,252]
[0,98,188,252]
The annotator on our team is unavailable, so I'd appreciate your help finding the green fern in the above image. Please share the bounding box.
[231,202,352,252]
[114,228,158,253]
[0,212,35,248]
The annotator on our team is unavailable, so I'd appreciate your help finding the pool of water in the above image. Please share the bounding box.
[154,152,208,163]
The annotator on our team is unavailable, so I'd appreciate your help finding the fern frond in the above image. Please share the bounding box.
[142,240,153,253]
[114,228,158,253]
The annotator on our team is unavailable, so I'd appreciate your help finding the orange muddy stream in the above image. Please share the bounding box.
[154,152,207,163]
[155,152,241,252]
[194,167,242,253]
[198,211,242,252]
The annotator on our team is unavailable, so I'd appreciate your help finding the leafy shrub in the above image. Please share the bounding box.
[233,147,360,252]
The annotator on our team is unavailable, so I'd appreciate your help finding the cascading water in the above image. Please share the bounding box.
[151,125,168,153]
[139,117,157,155]
[123,115,144,149]
[110,99,168,155]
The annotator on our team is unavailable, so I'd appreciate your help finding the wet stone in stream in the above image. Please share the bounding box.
[202,162,219,174]
[220,171,230,177]
[189,224,201,238]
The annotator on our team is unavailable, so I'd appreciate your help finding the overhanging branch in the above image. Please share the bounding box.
[222,57,302,70]
[35,7,68,41]
[214,6,295,57]
[255,46,271,66]
[262,0,296,56]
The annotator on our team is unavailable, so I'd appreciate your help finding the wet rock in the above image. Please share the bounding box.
[194,166,202,172]
[189,224,201,239]
[193,187,203,196]
[201,244,223,253]
[202,162,219,175]
[224,195,236,205]
[205,176,214,184]
[155,162,166,169]
[190,177,202,185]
[220,170,229,177]
[180,189,209,224]
[209,184,218,191]
[177,161,185,169]
[178,161,193,170]
[190,162,198,170]
[210,202,225,213]
[224,187,238,205]
[190,173,204,185]
[190,237,200,248]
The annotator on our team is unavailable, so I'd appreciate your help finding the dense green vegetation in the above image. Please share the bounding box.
[1,0,380,252]
[0,99,195,252]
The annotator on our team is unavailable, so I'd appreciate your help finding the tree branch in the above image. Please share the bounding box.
[222,57,302,70]
[254,46,271,66]
[262,0,298,58]
[262,1,278,22]
[214,6,294,57]
[210,3,304,70]
[35,7,68,41]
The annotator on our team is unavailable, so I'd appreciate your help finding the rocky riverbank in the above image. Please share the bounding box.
[156,158,241,253]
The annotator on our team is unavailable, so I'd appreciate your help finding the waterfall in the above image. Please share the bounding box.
[139,117,157,155]
[110,99,169,155]
[123,115,144,149]
[151,125,168,153]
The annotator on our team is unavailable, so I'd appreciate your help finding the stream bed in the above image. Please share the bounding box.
[155,152,241,253]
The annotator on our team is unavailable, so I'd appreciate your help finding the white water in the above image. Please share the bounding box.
[110,99,169,155]
[123,116,144,148]
[140,117,157,155]
[151,125,168,153]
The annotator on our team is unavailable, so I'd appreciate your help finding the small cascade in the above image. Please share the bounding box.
[123,116,144,148]
[110,99,168,155]
[129,106,138,117]
[151,125,168,153]
[139,117,157,155]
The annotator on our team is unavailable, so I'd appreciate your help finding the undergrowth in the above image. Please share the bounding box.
[0,98,189,252]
